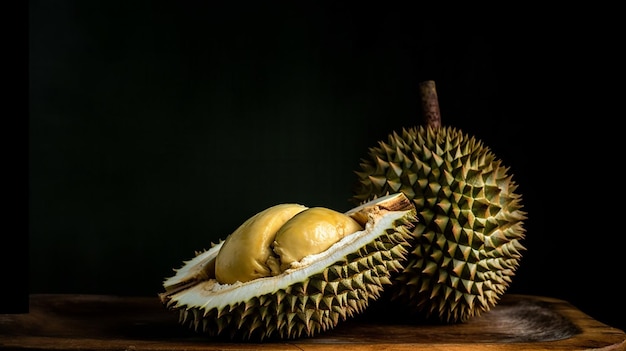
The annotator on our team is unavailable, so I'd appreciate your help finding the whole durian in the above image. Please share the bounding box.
[159,193,417,340]
[351,81,527,323]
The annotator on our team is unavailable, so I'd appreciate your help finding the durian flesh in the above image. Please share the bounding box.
[352,126,527,323]
[214,203,309,284]
[159,193,417,340]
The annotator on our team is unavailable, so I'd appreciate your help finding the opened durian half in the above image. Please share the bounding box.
[159,193,417,340]
[351,81,527,323]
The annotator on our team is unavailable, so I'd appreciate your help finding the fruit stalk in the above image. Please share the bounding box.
[419,80,441,129]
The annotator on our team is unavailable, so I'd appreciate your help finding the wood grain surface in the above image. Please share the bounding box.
[1,294,624,350]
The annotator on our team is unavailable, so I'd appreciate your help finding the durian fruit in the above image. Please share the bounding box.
[159,193,417,340]
[351,81,527,323]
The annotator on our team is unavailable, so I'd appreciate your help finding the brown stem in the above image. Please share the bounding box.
[419,80,441,129]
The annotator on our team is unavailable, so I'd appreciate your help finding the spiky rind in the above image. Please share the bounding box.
[352,126,527,323]
[161,195,417,340]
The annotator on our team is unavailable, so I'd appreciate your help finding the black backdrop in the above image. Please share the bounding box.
[22,1,625,332]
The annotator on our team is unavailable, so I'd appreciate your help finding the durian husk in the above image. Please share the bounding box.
[352,125,527,323]
[159,193,417,340]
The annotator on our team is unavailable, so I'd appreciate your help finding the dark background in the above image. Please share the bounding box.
[19,1,625,332]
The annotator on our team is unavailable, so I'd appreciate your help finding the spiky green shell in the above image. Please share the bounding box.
[352,126,527,323]
[159,194,417,340]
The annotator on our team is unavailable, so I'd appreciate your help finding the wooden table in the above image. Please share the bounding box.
[1,294,624,350]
